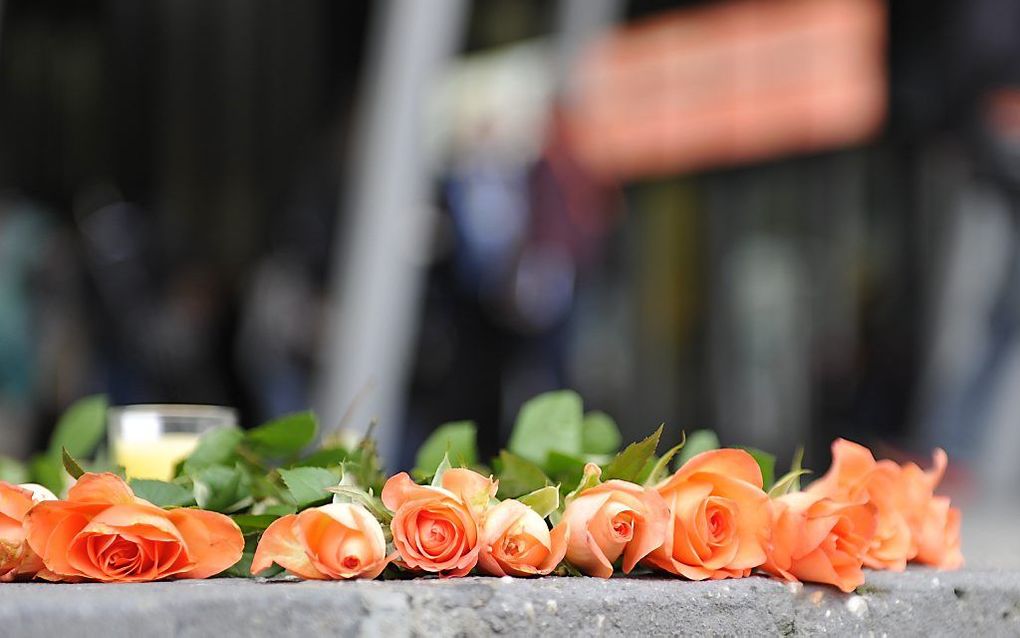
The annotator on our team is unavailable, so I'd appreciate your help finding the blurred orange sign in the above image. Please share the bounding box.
[567,0,887,178]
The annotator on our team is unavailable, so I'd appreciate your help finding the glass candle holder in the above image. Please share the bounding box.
[108,404,237,481]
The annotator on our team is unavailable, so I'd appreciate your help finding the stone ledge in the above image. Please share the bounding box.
[2,569,1017,637]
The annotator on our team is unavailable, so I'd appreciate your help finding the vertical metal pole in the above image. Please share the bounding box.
[555,0,622,92]
[316,0,467,465]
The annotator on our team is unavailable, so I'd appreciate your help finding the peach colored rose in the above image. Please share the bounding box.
[477,499,567,577]
[382,468,497,577]
[24,472,243,582]
[562,466,669,578]
[807,439,963,571]
[900,449,963,569]
[762,492,876,592]
[914,495,962,569]
[1,482,55,581]
[252,502,390,579]
[644,449,770,580]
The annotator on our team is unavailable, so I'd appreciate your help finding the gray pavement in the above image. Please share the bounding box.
[1,568,1018,636]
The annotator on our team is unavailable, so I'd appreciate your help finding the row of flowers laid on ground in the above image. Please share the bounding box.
[0,392,961,591]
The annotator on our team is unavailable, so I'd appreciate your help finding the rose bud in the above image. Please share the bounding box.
[899,449,963,569]
[562,466,669,578]
[252,502,390,579]
[1,482,55,581]
[478,499,567,577]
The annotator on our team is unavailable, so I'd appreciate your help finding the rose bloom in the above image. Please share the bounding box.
[382,468,497,577]
[914,495,962,569]
[561,467,669,578]
[1,482,56,581]
[762,492,877,592]
[644,449,770,580]
[900,449,963,569]
[24,472,243,582]
[477,499,567,577]
[808,439,962,571]
[252,502,390,579]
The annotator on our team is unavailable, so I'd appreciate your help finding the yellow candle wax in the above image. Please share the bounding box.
[112,432,201,481]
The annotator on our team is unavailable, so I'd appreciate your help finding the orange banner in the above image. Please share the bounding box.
[567,0,887,178]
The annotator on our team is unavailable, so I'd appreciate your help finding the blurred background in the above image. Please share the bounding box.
[1,0,1018,565]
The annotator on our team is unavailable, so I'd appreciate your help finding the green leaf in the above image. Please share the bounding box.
[602,425,663,482]
[327,486,391,522]
[582,411,622,455]
[642,432,686,486]
[222,535,284,578]
[129,479,195,507]
[545,452,586,493]
[768,469,811,498]
[278,466,337,508]
[0,456,29,484]
[494,450,549,498]
[415,421,477,476]
[29,454,65,494]
[245,411,318,457]
[289,447,349,469]
[231,514,282,533]
[741,447,776,491]
[508,390,584,467]
[347,425,386,494]
[518,485,559,518]
[564,462,602,506]
[769,446,809,498]
[258,503,297,516]
[48,395,107,459]
[222,550,256,578]
[61,447,86,479]
[184,426,244,472]
[430,452,453,487]
[678,429,720,466]
[191,464,253,512]
[790,446,805,492]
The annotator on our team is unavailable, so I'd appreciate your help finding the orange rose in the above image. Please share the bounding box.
[252,502,390,579]
[808,439,962,571]
[477,499,567,577]
[762,492,877,592]
[644,449,770,580]
[562,466,669,578]
[1,482,55,581]
[914,495,963,569]
[382,468,496,577]
[24,472,243,582]
[900,449,963,569]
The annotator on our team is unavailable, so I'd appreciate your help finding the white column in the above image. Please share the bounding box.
[316,0,468,464]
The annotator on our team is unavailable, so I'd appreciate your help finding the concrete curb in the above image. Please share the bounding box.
[2,569,1017,636]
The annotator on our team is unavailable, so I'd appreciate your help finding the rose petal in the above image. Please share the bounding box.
[87,505,186,543]
[67,473,137,505]
[563,491,614,577]
[537,521,569,574]
[658,449,764,492]
[0,482,35,522]
[251,514,326,579]
[166,508,244,579]
[620,489,669,573]
[440,469,498,514]
[382,473,449,511]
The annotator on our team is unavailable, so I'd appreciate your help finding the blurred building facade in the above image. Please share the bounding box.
[1,0,1019,508]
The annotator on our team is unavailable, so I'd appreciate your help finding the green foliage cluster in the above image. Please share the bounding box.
[5,390,801,579]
